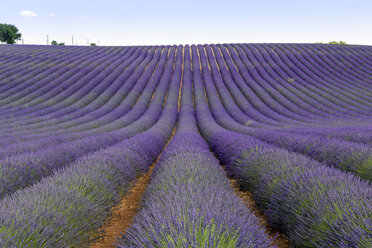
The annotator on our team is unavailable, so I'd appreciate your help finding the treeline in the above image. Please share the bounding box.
[316,41,347,44]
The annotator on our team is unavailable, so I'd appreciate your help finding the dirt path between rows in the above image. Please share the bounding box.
[229,178,291,248]
[90,128,176,248]
[89,162,156,248]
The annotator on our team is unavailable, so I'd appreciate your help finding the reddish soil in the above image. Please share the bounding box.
[90,127,177,248]
[229,178,291,248]
[89,162,156,248]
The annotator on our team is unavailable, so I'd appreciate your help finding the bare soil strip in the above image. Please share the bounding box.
[90,128,177,248]
[89,162,156,248]
[229,178,291,248]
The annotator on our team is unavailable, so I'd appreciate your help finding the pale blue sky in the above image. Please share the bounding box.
[0,0,371,46]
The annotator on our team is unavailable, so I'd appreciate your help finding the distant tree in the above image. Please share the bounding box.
[51,40,65,46]
[0,23,22,44]
[90,43,97,46]
[328,41,346,44]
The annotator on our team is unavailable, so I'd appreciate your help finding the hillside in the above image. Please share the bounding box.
[0,43,371,247]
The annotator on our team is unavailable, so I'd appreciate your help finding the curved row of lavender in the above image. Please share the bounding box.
[191,44,371,247]
[0,46,181,247]
[116,45,273,247]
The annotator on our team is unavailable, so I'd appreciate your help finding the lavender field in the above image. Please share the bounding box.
[0,43,371,247]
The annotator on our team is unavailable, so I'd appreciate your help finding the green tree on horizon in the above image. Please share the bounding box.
[328,41,347,44]
[0,23,22,44]
[316,41,347,44]
[51,40,65,46]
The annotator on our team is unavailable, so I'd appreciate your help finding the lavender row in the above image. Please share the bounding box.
[249,130,372,180]
[279,126,372,145]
